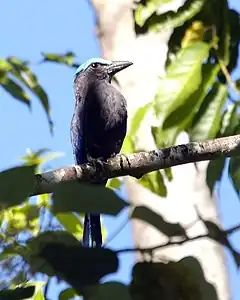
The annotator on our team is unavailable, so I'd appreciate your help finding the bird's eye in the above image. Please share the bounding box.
[91,63,99,68]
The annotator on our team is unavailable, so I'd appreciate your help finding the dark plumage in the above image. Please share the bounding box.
[70,58,132,247]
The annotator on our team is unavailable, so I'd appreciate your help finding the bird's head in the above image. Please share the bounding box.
[74,58,133,83]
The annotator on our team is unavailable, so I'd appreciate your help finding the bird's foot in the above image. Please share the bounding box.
[87,156,108,183]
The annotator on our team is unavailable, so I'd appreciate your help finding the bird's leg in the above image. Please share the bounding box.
[87,154,108,183]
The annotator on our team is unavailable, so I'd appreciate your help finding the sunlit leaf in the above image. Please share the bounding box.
[6,204,39,235]
[121,135,135,154]
[55,212,83,240]
[129,102,152,137]
[0,165,36,208]
[7,56,53,133]
[135,0,173,27]
[27,282,45,300]
[181,21,205,48]
[1,77,30,106]
[154,42,210,126]
[152,43,211,145]
[151,126,168,148]
[0,58,12,72]
[164,168,173,181]
[41,51,78,67]
[142,0,204,32]
[190,83,227,141]
[37,193,50,207]
[106,178,121,190]
[20,148,63,170]
[138,171,167,197]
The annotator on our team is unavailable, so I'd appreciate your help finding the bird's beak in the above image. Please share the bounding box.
[106,61,133,76]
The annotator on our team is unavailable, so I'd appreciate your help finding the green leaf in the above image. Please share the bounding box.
[0,286,35,300]
[152,43,212,146]
[142,0,205,32]
[164,168,173,181]
[121,135,135,154]
[106,178,121,190]
[0,165,36,208]
[229,157,240,196]
[20,148,63,170]
[132,206,186,237]
[164,63,220,130]
[59,288,80,300]
[28,231,80,249]
[190,83,227,141]
[135,0,173,27]
[41,51,77,67]
[235,79,240,91]
[207,158,226,193]
[28,235,118,287]
[89,282,131,300]
[0,58,12,72]
[227,9,240,74]
[129,103,152,137]
[173,257,218,300]
[154,42,210,126]
[6,204,39,235]
[0,71,7,84]
[1,77,30,106]
[151,126,167,148]
[30,282,45,300]
[0,243,21,260]
[221,103,240,137]
[26,231,80,276]
[37,193,50,207]
[138,171,167,197]
[217,0,230,65]
[52,181,128,215]
[55,212,83,240]
[7,57,53,133]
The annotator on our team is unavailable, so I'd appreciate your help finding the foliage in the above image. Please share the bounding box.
[0,0,240,299]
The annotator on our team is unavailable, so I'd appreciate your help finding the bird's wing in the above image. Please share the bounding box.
[70,101,87,165]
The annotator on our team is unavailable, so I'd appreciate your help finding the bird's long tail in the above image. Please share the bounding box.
[82,180,107,248]
[83,213,102,248]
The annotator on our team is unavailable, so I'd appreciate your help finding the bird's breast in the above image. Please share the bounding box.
[83,83,127,159]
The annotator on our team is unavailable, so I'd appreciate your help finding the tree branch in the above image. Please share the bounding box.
[34,134,240,196]
[116,224,240,255]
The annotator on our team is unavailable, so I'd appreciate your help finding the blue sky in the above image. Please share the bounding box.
[0,0,239,299]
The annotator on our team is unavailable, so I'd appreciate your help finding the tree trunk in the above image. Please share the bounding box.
[90,0,230,299]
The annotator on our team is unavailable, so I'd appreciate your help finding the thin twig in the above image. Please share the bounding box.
[217,57,240,95]
[116,222,240,254]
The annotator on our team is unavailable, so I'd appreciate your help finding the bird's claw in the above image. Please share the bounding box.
[87,156,108,183]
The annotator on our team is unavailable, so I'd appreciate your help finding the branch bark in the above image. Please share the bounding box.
[34,134,240,196]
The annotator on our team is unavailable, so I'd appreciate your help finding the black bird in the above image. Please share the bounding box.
[71,57,132,248]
